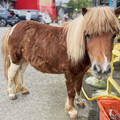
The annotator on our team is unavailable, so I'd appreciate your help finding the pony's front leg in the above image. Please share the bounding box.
[65,74,78,119]
[75,74,85,108]
[8,63,20,100]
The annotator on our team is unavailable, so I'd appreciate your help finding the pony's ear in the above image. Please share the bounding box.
[82,8,88,16]
[114,7,120,17]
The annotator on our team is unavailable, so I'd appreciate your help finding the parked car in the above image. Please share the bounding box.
[0,8,20,27]
[41,13,52,25]
[10,9,43,22]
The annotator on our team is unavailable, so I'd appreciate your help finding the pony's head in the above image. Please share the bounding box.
[65,6,120,79]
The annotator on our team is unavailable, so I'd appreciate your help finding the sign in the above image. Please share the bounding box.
[109,0,117,9]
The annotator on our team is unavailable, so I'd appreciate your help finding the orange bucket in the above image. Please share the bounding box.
[97,98,120,120]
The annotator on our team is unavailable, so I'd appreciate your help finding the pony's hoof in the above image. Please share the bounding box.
[76,98,85,108]
[68,110,78,119]
[22,90,29,95]
[78,102,85,108]
[9,94,17,100]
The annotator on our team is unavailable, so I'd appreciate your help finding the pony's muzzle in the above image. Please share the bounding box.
[92,63,111,77]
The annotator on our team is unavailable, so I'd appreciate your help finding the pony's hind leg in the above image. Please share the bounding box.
[8,63,20,100]
[65,74,78,119]
[15,60,29,94]
[75,74,85,108]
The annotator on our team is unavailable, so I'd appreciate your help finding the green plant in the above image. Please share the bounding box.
[67,0,77,13]
[67,0,93,13]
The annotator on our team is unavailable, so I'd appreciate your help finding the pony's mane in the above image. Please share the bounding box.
[64,6,120,64]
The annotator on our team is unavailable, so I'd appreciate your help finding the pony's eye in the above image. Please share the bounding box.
[86,34,91,40]
[112,34,116,39]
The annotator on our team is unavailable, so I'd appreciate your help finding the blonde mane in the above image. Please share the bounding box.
[64,6,120,64]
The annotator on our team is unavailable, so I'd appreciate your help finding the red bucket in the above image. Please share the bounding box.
[97,98,120,120]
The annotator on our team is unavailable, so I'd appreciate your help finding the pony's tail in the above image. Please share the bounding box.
[2,28,11,81]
